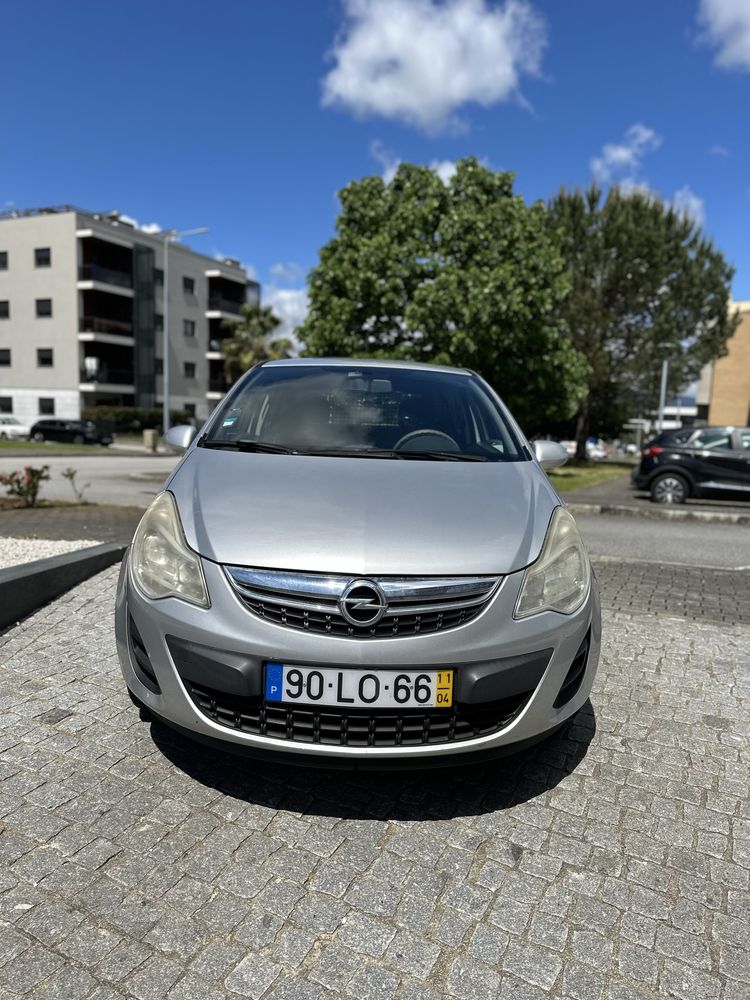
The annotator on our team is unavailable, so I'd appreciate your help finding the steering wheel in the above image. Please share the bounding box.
[393,429,461,452]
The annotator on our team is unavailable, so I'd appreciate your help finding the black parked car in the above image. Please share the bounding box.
[29,419,112,446]
[632,425,750,503]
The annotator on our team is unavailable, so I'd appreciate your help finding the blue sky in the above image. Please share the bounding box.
[2,0,750,337]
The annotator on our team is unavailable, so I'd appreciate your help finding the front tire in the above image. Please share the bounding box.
[650,472,689,505]
[73,434,85,445]
[32,432,44,442]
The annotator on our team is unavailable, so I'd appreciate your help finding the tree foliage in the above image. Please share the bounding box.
[221,304,293,385]
[300,158,588,431]
[549,186,738,456]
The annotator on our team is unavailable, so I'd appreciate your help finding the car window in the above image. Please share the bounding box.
[740,431,750,451]
[691,430,732,450]
[207,365,525,461]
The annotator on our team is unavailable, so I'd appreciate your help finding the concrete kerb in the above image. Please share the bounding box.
[567,500,750,526]
[0,542,126,631]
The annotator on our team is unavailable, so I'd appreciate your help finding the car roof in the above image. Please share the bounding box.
[262,357,474,377]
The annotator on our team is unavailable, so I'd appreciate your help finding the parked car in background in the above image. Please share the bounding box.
[560,439,609,461]
[632,425,750,503]
[29,419,113,446]
[117,358,600,766]
[0,415,32,440]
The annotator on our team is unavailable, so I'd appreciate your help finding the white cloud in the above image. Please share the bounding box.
[269,261,305,285]
[265,285,309,351]
[370,140,402,182]
[430,159,458,184]
[322,0,547,132]
[708,144,729,157]
[699,0,750,70]
[140,222,162,234]
[672,185,705,227]
[590,123,662,186]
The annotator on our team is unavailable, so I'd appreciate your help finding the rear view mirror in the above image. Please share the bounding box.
[533,440,568,471]
[165,425,198,452]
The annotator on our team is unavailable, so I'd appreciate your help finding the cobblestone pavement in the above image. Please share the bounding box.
[594,560,750,626]
[0,567,748,1000]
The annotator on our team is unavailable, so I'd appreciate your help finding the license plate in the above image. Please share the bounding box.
[265,663,453,710]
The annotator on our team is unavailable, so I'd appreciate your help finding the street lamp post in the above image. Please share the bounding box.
[656,355,669,433]
[162,226,209,434]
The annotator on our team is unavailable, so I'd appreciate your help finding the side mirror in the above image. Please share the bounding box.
[164,425,198,452]
[533,440,568,472]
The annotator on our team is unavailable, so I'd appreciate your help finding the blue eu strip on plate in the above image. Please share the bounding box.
[265,662,284,702]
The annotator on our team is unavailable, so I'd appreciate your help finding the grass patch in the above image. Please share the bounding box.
[549,460,633,494]
[0,440,111,455]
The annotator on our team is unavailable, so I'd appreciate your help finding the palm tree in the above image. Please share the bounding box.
[221,304,293,384]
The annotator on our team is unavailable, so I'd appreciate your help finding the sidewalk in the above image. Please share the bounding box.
[563,472,750,524]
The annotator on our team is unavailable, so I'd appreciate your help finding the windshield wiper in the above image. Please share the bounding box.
[200,439,299,455]
[395,450,490,462]
[304,448,489,462]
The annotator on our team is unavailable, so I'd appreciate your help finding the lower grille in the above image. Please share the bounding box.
[185,682,530,747]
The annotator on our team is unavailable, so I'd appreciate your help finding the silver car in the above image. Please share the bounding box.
[116,359,601,766]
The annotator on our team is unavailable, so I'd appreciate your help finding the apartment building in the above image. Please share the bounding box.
[0,206,259,425]
[697,301,750,427]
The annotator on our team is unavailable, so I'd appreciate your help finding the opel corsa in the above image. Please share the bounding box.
[116,359,601,765]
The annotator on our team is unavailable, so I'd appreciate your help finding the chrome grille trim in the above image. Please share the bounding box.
[224,566,502,638]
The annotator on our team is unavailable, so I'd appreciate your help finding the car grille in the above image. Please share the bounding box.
[224,567,501,639]
[185,681,530,747]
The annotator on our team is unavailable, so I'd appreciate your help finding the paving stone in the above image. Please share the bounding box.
[0,565,748,1000]
[225,955,281,999]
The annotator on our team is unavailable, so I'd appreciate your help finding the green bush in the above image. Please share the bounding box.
[81,406,191,434]
[0,465,50,507]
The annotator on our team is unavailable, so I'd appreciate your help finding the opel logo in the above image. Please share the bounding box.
[339,579,388,627]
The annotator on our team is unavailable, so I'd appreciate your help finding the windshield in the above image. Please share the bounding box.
[203,364,525,462]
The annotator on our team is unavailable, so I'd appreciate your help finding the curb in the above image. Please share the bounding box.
[0,542,126,631]
[567,501,750,526]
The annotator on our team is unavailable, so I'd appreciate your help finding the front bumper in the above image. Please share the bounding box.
[116,554,601,763]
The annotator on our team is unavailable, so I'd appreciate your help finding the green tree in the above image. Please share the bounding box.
[300,158,588,432]
[221,304,293,385]
[549,185,738,458]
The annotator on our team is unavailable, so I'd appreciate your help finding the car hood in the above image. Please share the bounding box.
[168,449,561,576]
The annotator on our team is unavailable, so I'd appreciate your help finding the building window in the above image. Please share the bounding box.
[0,397,12,414]
[0,349,10,366]
[39,397,55,415]
[154,268,164,286]
[185,403,196,418]
[183,362,196,378]
[183,276,195,294]
[155,313,164,331]
[0,251,7,270]
[0,301,8,319]
[183,319,196,338]
[155,358,163,375]
[37,348,54,367]
[35,247,52,267]
[36,298,53,318]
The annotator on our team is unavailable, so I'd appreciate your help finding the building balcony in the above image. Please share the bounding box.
[78,264,134,295]
[79,316,134,337]
[79,368,135,393]
[206,295,243,317]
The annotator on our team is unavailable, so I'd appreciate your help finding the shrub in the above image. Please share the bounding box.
[0,465,51,507]
[81,406,191,434]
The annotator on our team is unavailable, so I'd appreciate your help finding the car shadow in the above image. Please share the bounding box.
[148,700,596,822]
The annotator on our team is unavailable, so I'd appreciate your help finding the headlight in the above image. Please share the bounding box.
[130,491,209,607]
[514,507,590,618]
